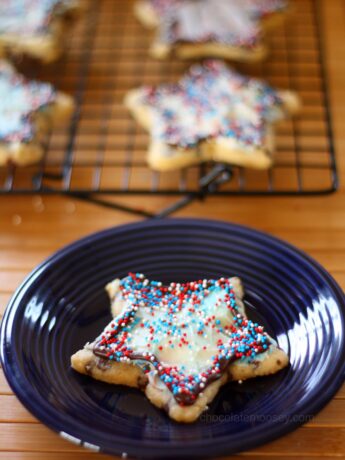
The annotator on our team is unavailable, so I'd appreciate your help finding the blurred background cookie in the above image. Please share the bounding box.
[135,0,289,61]
[0,60,74,166]
[125,60,300,171]
[0,0,83,63]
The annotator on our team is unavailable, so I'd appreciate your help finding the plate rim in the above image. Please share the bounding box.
[1,218,345,458]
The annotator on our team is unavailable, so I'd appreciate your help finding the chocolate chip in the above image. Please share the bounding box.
[96,358,111,371]
[251,360,260,369]
[163,402,171,413]
[85,362,93,376]
[137,374,149,389]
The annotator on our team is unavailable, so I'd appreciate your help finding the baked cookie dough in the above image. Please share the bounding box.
[0,0,82,63]
[0,60,74,166]
[125,60,300,171]
[71,273,289,423]
[134,0,289,61]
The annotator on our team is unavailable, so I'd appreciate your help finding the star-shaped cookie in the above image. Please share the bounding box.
[125,60,299,171]
[0,0,82,62]
[134,0,289,61]
[71,273,289,423]
[0,60,74,166]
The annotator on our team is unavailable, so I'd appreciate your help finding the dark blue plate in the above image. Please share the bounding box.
[1,219,345,459]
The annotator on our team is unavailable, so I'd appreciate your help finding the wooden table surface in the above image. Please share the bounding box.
[1,0,345,459]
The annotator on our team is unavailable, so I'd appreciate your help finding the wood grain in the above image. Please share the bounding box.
[0,455,112,460]
[0,393,344,426]
[0,0,344,458]
[0,424,344,455]
[0,456,341,460]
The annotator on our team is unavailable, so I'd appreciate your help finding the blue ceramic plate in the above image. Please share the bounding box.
[1,219,345,459]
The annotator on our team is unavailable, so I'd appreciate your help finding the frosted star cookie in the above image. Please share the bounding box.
[134,0,288,61]
[71,273,289,423]
[0,0,82,63]
[125,60,299,171]
[0,61,74,166]
[134,0,182,29]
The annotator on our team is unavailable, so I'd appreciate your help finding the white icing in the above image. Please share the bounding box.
[156,0,288,46]
[141,61,285,149]
[0,0,60,36]
[166,0,259,46]
[0,62,55,142]
[103,284,243,374]
[242,0,288,18]
[92,274,274,402]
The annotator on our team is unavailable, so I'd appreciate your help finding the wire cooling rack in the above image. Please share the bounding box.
[0,0,338,217]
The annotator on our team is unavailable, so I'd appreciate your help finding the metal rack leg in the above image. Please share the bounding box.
[67,193,156,218]
[67,164,234,219]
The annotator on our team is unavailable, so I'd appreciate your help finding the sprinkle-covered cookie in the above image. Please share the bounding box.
[0,0,82,62]
[71,273,289,423]
[0,60,74,166]
[125,60,299,171]
[134,0,182,28]
[134,0,288,60]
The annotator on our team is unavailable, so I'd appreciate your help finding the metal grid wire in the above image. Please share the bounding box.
[0,0,338,202]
